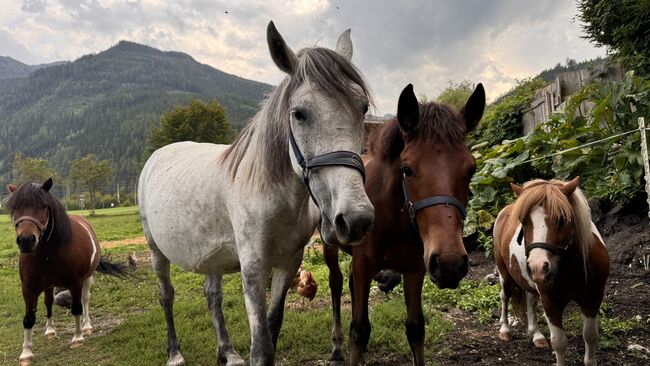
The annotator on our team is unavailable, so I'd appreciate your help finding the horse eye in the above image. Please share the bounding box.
[557,217,566,227]
[292,110,306,122]
[362,103,369,114]
[401,165,413,177]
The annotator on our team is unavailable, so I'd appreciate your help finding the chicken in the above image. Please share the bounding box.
[128,252,138,270]
[297,270,318,303]
[373,269,402,294]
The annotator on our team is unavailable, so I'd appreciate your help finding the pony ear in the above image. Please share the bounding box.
[41,178,53,192]
[267,21,297,75]
[397,84,419,133]
[460,83,485,132]
[559,176,580,196]
[510,183,524,196]
[335,29,353,60]
[7,184,17,193]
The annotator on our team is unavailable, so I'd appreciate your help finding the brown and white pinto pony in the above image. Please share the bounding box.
[324,83,485,365]
[493,177,610,366]
[7,178,126,366]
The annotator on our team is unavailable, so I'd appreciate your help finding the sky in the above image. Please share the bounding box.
[0,0,606,115]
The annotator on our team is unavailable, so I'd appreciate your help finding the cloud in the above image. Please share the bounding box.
[0,0,605,112]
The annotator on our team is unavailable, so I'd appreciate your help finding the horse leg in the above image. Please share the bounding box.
[44,287,57,339]
[81,276,93,335]
[580,307,599,366]
[348,257,372,366]
[403,271,425,366]
[204,274,244,366]
[268,250,303,350]
[497,271,513,341]
[240,255,273,366]
[69,285,85,348]
[526,292,548,348]
[323,244,344,365]
[19,288,38,366]
[541,299,568,366]
[150,243,185,366]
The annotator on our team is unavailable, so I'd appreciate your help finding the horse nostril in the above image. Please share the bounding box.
[542,261,550,273]
[334,213,350,237]
[428,255,442,279]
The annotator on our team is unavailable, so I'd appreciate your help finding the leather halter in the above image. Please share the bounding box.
[288,125,365,207]
[516,229,570,256]
[401,170,467,233]
[13,209,53,244]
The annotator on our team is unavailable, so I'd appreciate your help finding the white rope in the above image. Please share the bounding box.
[513,128,645,166]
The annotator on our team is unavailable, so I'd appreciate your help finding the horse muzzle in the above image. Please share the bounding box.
[426,253,468,289]
[17,235,37,253]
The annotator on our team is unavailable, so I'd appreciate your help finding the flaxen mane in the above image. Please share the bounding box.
[7,183,72,245]
[220,47,371,192]
[510,179,593,272]
[370,102,466,162]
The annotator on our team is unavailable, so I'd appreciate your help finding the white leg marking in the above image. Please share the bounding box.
[498,274,512,340]
[82,276,93,335]
[526,293,548,347]
[44,317,56,338]
[545,315,567,366]
[19,328,34,364]
[582,314,598,366]
[77,220,98,267]
[71,315,85,348]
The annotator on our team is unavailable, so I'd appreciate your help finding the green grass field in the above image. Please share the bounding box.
[0,206,637,365]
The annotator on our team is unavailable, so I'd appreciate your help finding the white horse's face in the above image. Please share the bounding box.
[288,83,373,245]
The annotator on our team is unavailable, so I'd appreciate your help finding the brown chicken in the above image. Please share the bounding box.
[297,270,318,302]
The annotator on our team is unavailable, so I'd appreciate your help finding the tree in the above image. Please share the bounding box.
[578,0,650,75]
[69,155,114,215]
[11,152,60,185]
[435,81,475,111]
[146,99,233,157]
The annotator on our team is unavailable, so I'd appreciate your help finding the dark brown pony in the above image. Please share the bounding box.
[493,177,610,366]
[7,178,126,366]
[324,83,485,365]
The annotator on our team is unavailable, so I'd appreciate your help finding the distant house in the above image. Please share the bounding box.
[521,64,624,134]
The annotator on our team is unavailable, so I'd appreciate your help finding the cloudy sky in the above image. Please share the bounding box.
[0,0,605,114]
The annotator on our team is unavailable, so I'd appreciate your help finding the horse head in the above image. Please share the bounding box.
[396,83,484,288]
[7,178,54,253]
[267,22,374,245]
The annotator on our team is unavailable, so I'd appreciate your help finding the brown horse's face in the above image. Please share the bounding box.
[396,83,485,289]
[8,180,52,253]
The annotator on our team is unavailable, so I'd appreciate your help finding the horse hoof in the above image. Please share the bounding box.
[19,355,33,366]
[45,330,57,339]
[533,337,549,348]
[499,332,512,342]
[330,349,345,363]
[167,352,185,366]
[70,339,84,349]
[82,327,93,336]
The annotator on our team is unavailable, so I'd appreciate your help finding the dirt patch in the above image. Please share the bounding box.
[433,197,650,366]
[101,236,147,249]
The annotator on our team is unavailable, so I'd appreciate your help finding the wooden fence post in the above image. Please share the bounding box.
[638,117,650,218]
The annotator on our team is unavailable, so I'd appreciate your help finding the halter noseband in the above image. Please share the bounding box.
[401,171,467,233]
[289,125,366,207]
[12,209,53,244]
[516,229,570,256]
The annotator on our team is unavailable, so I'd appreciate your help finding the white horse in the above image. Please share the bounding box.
[138,21,374,366]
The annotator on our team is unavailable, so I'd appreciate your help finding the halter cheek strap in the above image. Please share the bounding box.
[288,125,366,207]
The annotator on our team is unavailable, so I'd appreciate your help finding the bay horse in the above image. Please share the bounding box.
[324,83,485,365]
[493,177,610,366]
[6,178,127,366]
[138,21,374,366]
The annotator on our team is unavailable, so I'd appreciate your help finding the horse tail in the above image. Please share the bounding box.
[509,281,527,323]
[97,257,129,277]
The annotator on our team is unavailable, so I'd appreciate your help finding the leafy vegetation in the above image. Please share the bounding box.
[69,155,115,215]
[435,80,476,110]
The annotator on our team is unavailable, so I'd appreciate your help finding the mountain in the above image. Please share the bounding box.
[0,56,67,80]
[0,41,273,189]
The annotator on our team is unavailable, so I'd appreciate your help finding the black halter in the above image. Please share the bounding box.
[401,171,467,233]
[516,229,570,256]
[288,125,366,207]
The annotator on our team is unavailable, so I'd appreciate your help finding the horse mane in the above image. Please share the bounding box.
[510,179,593,273]
[220,47,371,192]
[6,183,72,245]
[370,102,466,162]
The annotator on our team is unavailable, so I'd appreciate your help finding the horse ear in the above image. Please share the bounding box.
[559,176,580,196]
[7,184,17,193]
[397,84,419,133]
[460,83,485,132]
[267,21,297,75]
[335,29,353,60]
[510,183,524,196]
[41,178,53,192]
